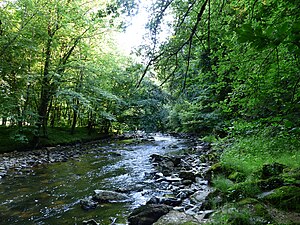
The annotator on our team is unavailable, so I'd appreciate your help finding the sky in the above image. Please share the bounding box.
[117,1,152,55]
[117,0,173,59]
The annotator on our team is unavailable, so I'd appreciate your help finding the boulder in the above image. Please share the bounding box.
[150,154,166,163]
[92,190,128,203]
[147,196,182,206]
[261,185,300,212]
[128,204,172,225]
[153,210,199,225]
[190,188,212,204]
[179,170,196,182]
[258,176,284,191]
[150,154,181,171]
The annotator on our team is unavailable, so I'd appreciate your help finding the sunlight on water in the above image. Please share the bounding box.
[0,134,187,225]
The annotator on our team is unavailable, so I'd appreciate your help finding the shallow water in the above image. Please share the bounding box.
[0,134,188,225]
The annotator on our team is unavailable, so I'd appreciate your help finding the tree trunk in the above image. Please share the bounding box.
[87,110,94,135]
[36,34,53,141]
[2,117,7,126]
[70,108,77,134]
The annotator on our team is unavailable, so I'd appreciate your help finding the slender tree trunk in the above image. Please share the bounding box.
[70,106,77,134]
[2,117,7,126]
[88,110,93,134]
[35,33,53,142]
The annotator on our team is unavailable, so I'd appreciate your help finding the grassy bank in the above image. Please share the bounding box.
[0,126,107,154]
[206,128,300,225]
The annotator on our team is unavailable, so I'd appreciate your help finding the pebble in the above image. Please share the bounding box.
[148,142,214,219]
[0,143,94,179]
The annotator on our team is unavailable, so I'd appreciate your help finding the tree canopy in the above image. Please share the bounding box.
[1,0,299,145]
[139,0,300,135]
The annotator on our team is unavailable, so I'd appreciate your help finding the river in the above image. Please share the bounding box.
[0,134,190,225]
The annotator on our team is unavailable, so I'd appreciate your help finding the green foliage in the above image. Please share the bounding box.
[212,175,234,193]
[0,126,103,153]
[0,0,151,140]
[139,0,300,136]
[209,203,272,225]
[221,131,300,176]
[262,186,300,213]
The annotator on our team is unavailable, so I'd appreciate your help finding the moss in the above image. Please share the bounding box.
[210,204,272,225]
[260,162,287,179]
[209,162,235,177]
[228,171,246,182]
[238,198,259,205]
[209,162,223,173]
[282,167,300,186]
[253,203,269,218]
[257,176,285,191]
[262,186,300,212]
[228,181,261,200]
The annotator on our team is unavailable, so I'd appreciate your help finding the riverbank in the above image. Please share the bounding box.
[129,131,300,225]
[0,126,109,154]
[0,132,146,179]
[203,130,300,225]
[1,128,299,224]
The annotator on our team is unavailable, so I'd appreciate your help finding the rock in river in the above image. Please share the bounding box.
[92,190,128,203]
[80,197,98,210]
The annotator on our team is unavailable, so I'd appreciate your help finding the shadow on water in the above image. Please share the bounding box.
[0,134,188,225]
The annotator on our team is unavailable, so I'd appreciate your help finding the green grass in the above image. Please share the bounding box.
[212,175,235,193]
[208,129,300,224]
[220,132,300,176]
[0,126,107,153]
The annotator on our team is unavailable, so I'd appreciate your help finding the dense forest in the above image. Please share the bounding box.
[1,0,300,224]
[0,0,168,147]
[1,0,299,142]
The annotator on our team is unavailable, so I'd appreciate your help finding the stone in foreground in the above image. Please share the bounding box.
[128,204,172,225]
[153,210,200,225]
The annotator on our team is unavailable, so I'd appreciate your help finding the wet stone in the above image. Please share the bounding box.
[80,197,98,210]
[153,210,200,225]
[128,204,172,225]
[0,171,7,177]
[92,190,128,203]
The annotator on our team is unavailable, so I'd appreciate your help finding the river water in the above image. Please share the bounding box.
[0,134,189,225]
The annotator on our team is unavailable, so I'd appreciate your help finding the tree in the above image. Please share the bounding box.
[139,0,300,134]
[0,0,141,144]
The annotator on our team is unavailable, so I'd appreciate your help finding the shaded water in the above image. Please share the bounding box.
[0,134,188,225]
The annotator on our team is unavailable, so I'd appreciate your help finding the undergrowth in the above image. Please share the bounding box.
[220,129,300,175]
[207,126,300,224]
[0,126,105,153]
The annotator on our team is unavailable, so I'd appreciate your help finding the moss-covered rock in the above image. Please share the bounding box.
[260,162,287,179]
[210,203,272,225]
[206,162,235,181]
[282,167,300,186]
[262,186,300,212]
[237,198,259,205]
[258,176,285,191]
[228,171,246,182]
